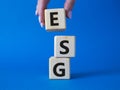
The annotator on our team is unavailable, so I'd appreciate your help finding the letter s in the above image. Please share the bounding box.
[60,40,69,54]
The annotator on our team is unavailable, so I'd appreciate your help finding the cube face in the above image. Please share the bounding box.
[45,8,66,31]
[49,57,70,79]
[54,36,75,57]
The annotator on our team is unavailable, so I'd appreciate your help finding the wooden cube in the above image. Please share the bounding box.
[45,8,66,31]
[49,57,70,79]
[54,36,75,57]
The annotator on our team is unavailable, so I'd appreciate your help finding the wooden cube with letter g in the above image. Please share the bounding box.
[49,57,70,79]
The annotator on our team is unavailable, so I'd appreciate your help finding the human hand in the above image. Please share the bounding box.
[35,0,75,27]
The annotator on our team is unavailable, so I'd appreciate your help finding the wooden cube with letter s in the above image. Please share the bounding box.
[54,36,76,57]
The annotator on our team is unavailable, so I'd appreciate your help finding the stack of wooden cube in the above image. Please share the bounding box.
[45,8,75,79]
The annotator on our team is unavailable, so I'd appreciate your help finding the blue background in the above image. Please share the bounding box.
[0,0,120,90]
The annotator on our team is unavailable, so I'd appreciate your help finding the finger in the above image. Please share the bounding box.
[36,0,49,27]
[64,0,75,18]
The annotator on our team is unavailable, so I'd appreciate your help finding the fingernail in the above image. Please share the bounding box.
[38,16,41,23]
[68,11,72,19]
[38,16,44,28]
[35,10,37,15]
[40,23,44,28]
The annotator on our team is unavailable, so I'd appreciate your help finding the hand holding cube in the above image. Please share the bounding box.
[35,0,75,27]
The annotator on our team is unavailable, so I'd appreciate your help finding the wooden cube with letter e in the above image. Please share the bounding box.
[45,8,66,31]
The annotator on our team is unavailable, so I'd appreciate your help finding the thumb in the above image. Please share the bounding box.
[36,0,49,27]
